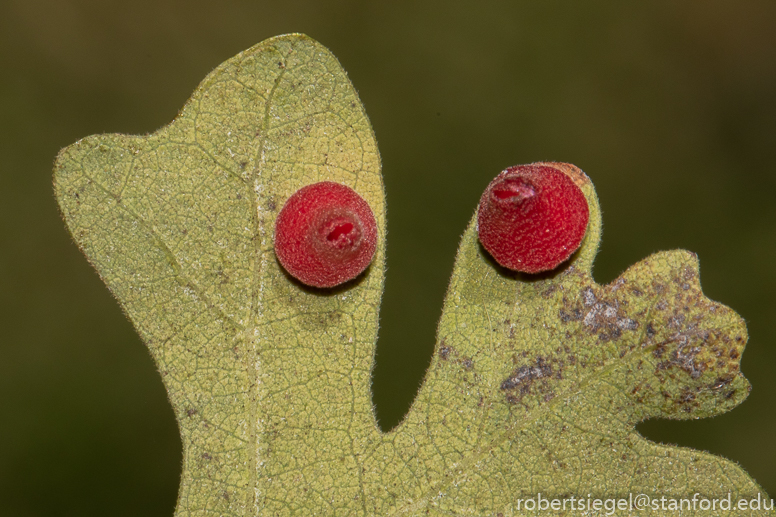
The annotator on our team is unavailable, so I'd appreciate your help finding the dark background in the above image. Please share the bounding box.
[1,1,774,515]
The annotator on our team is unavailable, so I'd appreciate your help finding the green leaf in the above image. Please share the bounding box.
[54,34,771,515]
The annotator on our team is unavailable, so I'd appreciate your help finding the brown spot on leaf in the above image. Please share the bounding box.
[710,375,735,391]
[667,314,685,329]
[678,389,696,404]
[574,287,639,342]
[500,357,561,405]
[541,284,558,299]
[558,308,583,323]
[501,359,552,391]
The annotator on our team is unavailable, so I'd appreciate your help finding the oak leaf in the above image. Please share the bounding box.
[54,34,771,516]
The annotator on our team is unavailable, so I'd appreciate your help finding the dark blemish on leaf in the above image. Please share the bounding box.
[216,267,230,285]
[186,408,197,417]
[202,453,212,461]
[600,328,621,342]
[500,357,556,405]
[725,390,737,399]
[573,287,639,341]
[541,284,558,299]
[439,342,452,360]
[582,287,596,306]
[667,314,685,329]
[461,357,474,370]
[266,198,277,211]
[710,375,735,391]
[681,389,704,408]
[678,389,696,404]
[558,308,583,323]
[316,311,343,327]
[646,323,656,338]
[657,344,706,379]
[278,61,285,69]
[501,359,552,390]
[729,349,739,359]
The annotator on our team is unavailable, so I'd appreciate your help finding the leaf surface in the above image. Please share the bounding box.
[54,34,771,516]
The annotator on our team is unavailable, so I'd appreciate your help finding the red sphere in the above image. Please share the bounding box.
[477,163,589,273]
[274,181,378,288]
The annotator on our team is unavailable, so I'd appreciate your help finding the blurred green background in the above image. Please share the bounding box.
[1,1,774,514]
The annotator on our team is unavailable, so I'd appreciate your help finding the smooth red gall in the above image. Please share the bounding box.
[477,163,589,274]
[274,181,378,288]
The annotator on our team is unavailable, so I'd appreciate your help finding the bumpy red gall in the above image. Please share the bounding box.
[477,163,589,273]
[274,181,378,288]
